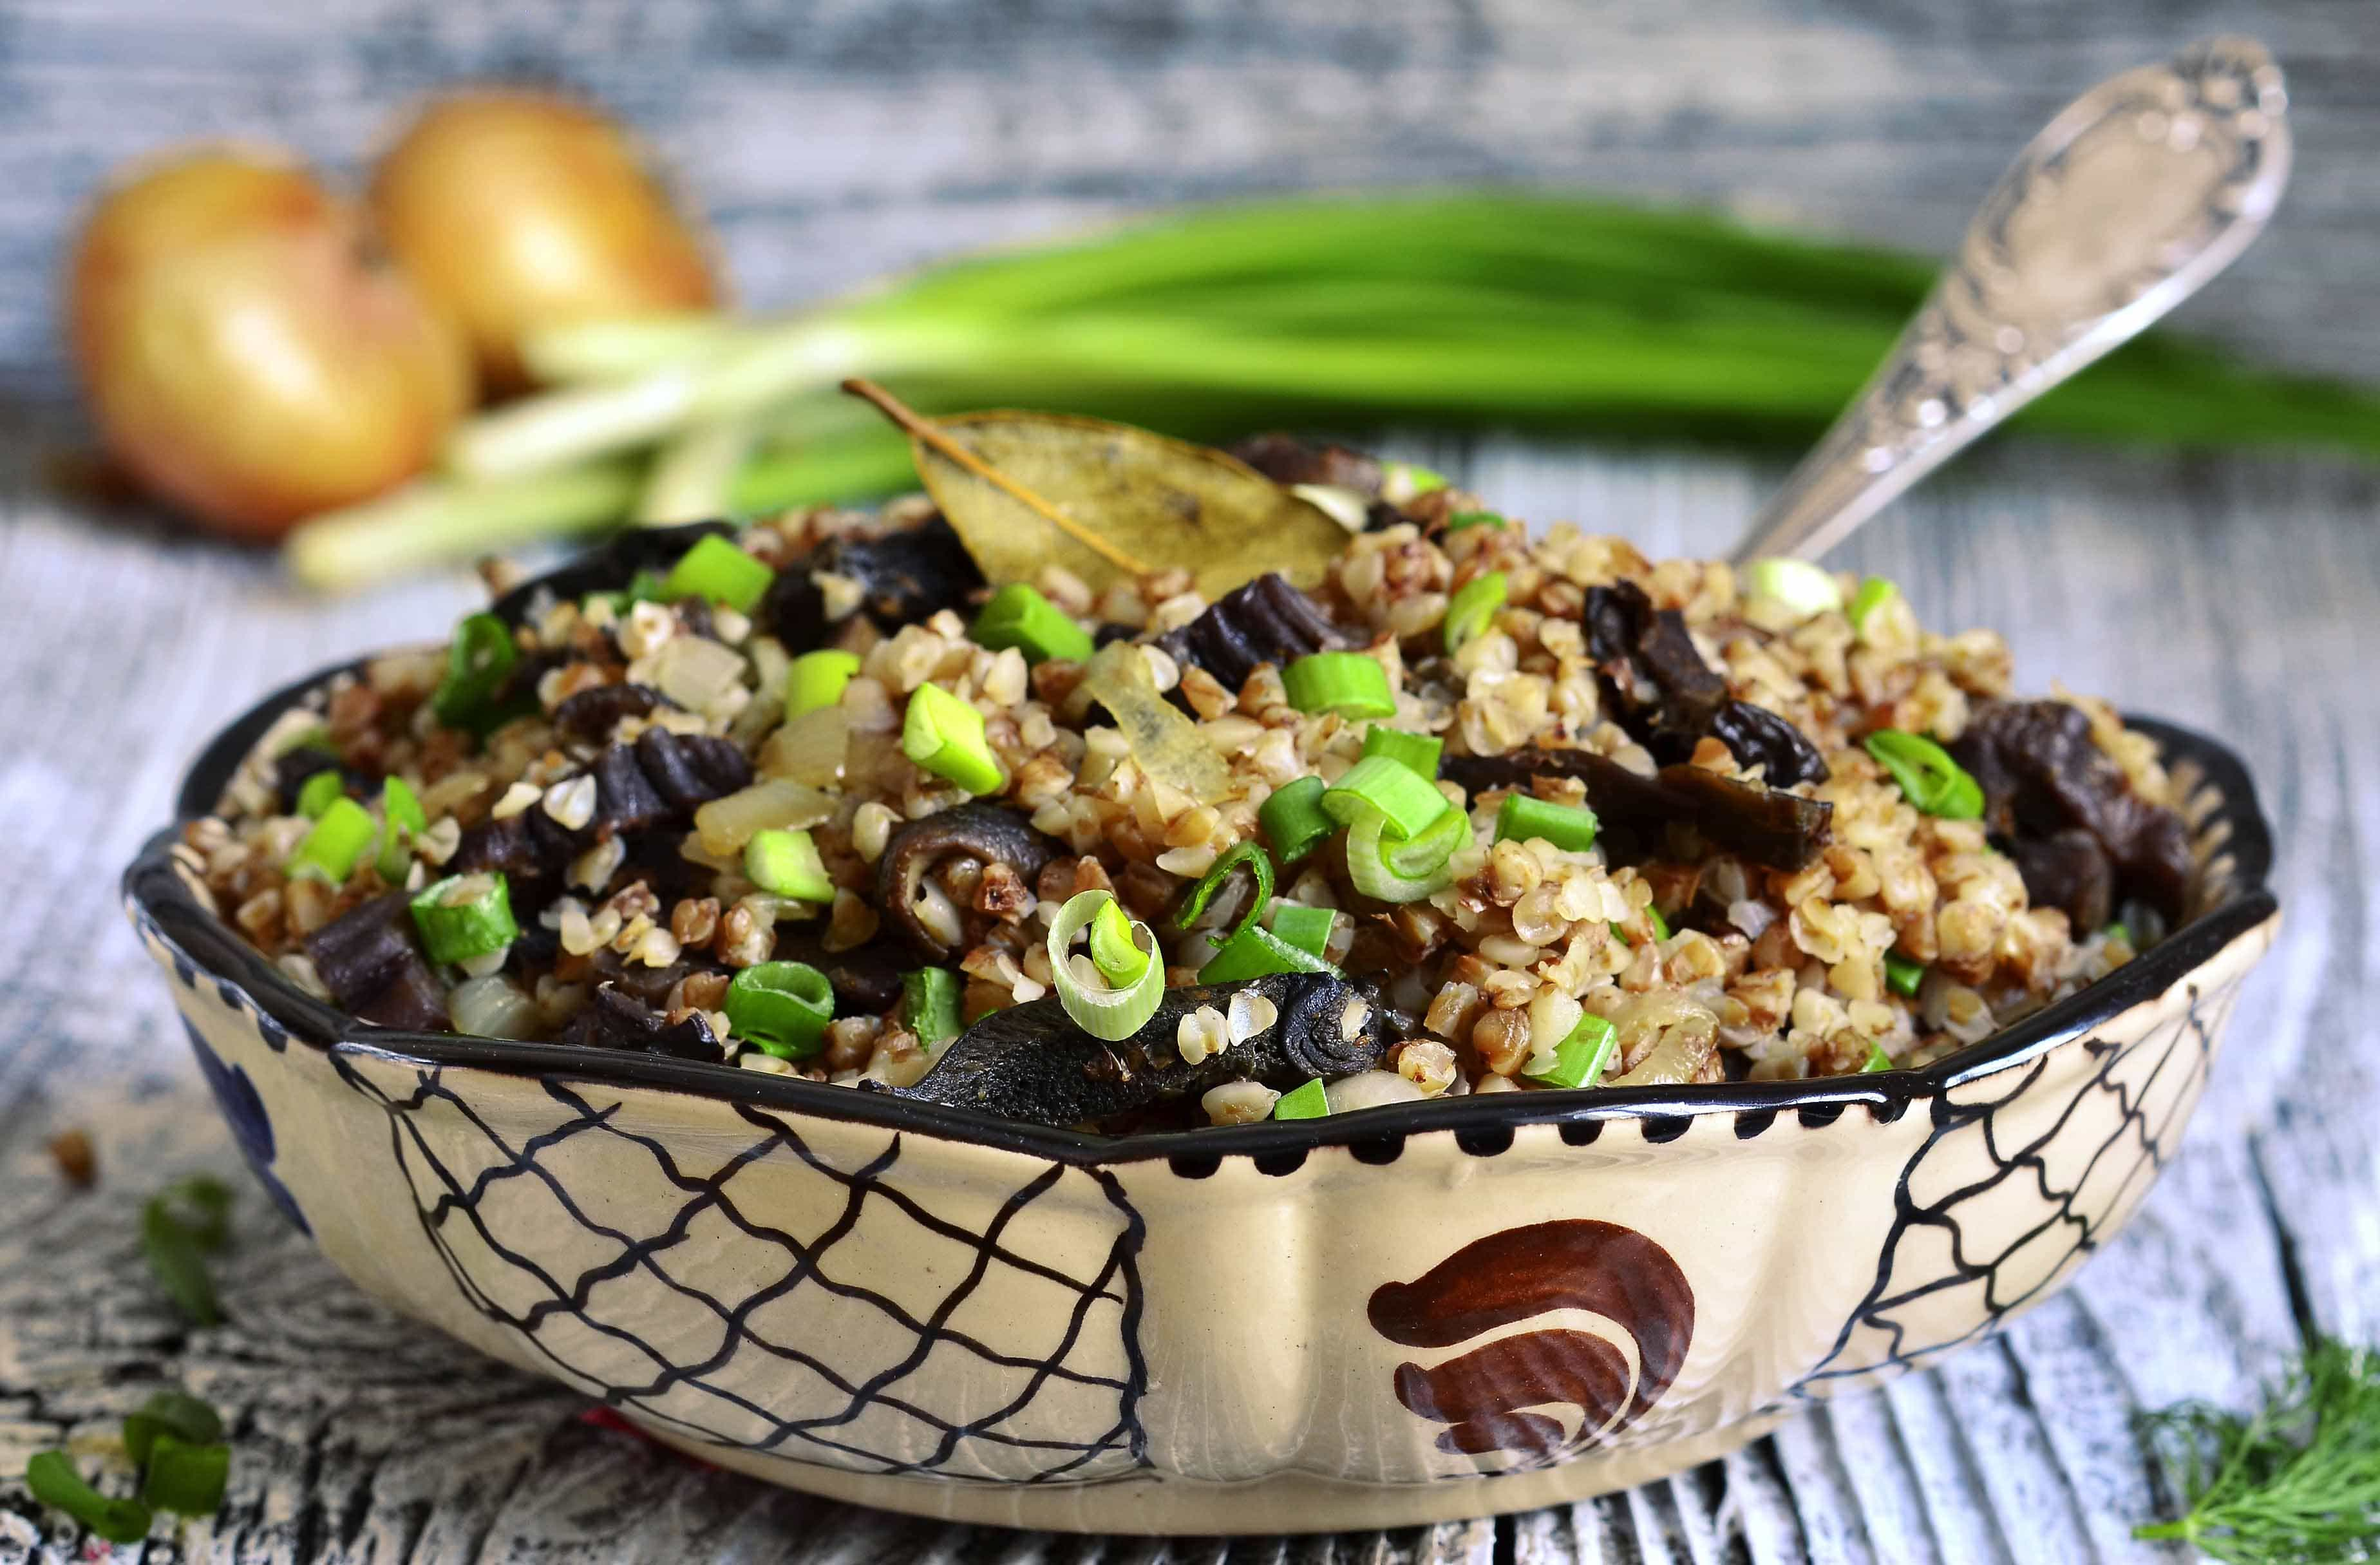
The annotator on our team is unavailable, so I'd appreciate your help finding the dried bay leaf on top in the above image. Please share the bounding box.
[905,410,1352,599]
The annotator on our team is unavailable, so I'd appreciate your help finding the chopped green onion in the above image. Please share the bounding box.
[140,1432,229,1516]
[410,873,520,965]
[1362,725,1443,779]
[24,1451,152,1543]
[141,1175,231,1327]
[1345,801,1466,903]
[123,1390,223,1467]
[1524,1012,1619,1090]
[902,683,1005,795]
[1865,729,1985,819]
[1273,1078,1330,1119]
[1446,510,1506,531]
[1168,841,1275,948]
[1383,460,1447,497]
[430,613,524,734]
[1198,923,1340,983]
[972,582,1094,665]
[1281,652,1397,719]
[2104,921,2132,945]
[902,968,963,1049]
[1267,903,1339,960]
[1741,557,1844,618]
[659,533,774,613]
[1323,754,1450,840]
[286,798,376,884]
[786,649,860,717]
[382,775,426,837]
[1048,890,1165,1041]
[1849,576,1900,637]
[295,770,345,819]
[377,777,426,882]
[1443,571,1507,655]
[1258,775,1334,863]
[1495,793,1599,852]
[1860,1041,1894,1073]
[626,567,668,605]
[1884,953,1925,997]
[726,961,835,1058]
[744,828,835,903]
[1089,898,1153,987]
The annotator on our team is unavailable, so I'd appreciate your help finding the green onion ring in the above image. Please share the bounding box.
[1048,889,1166,1041]
[1167,840,1276,948]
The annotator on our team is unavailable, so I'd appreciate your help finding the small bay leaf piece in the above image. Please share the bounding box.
[842,379,1348,598]
[1079,641,1233,804]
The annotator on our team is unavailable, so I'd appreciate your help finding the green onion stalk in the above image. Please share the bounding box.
[286,193,2380,591]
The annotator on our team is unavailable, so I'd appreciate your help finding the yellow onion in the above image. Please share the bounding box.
[371,91,720,390]
[67,148,473,542]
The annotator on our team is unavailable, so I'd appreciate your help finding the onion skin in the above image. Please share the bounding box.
[68,150,474,542]
[372,91,720,390]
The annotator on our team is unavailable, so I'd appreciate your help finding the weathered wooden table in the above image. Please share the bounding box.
[3,3,2377,1561]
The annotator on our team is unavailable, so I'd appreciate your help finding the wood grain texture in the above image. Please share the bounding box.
[1,1,2377,1560]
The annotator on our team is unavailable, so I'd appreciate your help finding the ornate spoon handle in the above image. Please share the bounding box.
[1730,36,2290,564]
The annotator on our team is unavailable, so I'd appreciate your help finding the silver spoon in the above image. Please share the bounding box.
[1730,35,2291,565]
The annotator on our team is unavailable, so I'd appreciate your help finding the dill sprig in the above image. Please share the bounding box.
[2134,1337,2380,1562]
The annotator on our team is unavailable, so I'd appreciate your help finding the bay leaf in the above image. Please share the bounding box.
[894,404,1352,598]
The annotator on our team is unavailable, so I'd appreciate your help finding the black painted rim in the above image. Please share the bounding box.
[124,526,2281,1170]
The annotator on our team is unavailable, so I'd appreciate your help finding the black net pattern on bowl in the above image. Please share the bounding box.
[332,1054,1149,1481]
[1781,974,2234,1403]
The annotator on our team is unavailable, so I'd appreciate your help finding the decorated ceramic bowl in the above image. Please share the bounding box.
[124,565,2278,1536]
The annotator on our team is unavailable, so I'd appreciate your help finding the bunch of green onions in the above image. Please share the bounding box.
[287,193,2380,589]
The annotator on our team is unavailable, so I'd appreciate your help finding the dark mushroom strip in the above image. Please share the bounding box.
[2004,828,2117,933]
[887,974,1391,1127]
[553,683,668,748]
[1441,748,1833,871]
[449,811,580,893]
[302,892,449,1032]
[1227,433,1385,495]
[587,741,675,836]
[587,947,691,1009]
[760,514,985,653]
[772,929,908,1015]
[634,728,751,811]
[1583,581,1830,786]
[1712,701,1830,789]
[1155,572,1348,694]
[875,802,1064,961]
[560,983,722,1061]
[1949,699,2195,924]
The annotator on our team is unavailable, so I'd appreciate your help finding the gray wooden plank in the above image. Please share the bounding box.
[0,1,2375,1548]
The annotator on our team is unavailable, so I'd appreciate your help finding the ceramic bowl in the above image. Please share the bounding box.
[123,533,2280,1534]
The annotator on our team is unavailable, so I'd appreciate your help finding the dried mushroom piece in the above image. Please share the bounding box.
[560,983,722,1060]
[759,513,985,653]
[1585,580,1828,786]
[874,802,1065,962]
[885,973,1390,1127]
[1950,699,2194,927]
[1442,747,1833,871]
[303,892,449,1031]
[1156,572,1349,694]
